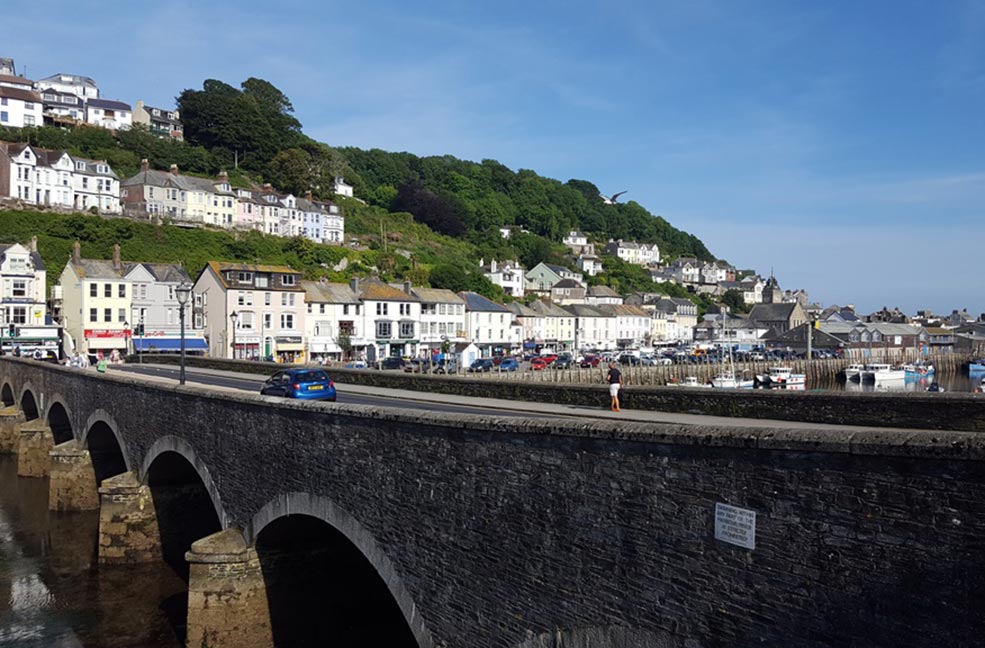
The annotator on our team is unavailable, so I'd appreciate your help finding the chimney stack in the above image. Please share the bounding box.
[350,277,360,294]
[262,183,273,193]
[140,158,149,172]
[29,235,37,252]
[403,280,412,295]
[169,164,179,175]
[217,170,229,183]
[305,190,313,201]
[112,243,121,271]
[72,240,81,264]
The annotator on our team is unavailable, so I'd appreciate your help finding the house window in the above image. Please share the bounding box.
[11,307,26,324]
[263,313,272,329]
[104,308,112,322]
[118,284,126,298]
[280,313,294,329]
[90,284,98,297]
[118,308,126,322]
[282,274,296,286]
[236,272,253,283]
[24,115,35,126]
[342,305,349,315]
[376,322,392,339]
[11,281,26,297]
[104,284,112,297]
[1,112,8,123]
[399,322,415,338]
[264,292,271,305]
[89,308,98,322]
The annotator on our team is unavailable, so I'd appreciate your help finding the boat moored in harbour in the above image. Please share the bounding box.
[757,366,807,387]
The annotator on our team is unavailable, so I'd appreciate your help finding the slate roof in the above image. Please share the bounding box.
[562,304,610,318]
[121,169,232,195]
[38,73,97,88]
[86,98,131,111]
[748,303,799,322]
[0,86,42,103]
[552,278,584,290]
[73,157,119,179]
[507,302,540,318]
[303,280,360,304]
[359,278,418,302]
[136,263,191,283]
[587,285,620,298]
[458,291,510,312]
[528,300,574,318]
[0,74,34,87]
[140,104,182,126]
[68,258,124,280]
[411,287,464,304]
[204,261,303,290]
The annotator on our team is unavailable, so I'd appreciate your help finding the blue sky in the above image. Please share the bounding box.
[5,1,984,315]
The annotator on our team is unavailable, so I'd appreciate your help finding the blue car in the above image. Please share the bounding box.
[497,358,519,371]
[260,368,337,401]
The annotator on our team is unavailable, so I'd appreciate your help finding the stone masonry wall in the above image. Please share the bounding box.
[3,357,985,648]
[142,354,985,432]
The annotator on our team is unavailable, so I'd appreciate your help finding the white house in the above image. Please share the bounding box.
[85,98,132,130]
[36,73,99,100]
[39,88,84,123]
[71,157,121,213]
[459,291,519,355]
[0,142,76,208]
[598,304,652,348]
[0,86,43,128]
[604,240,660,266]
[125,262,205,354]
[563,304,617,351]
[480,259,525,298]
[527,300,576,351]
[303,280,364,362]
[577,254,603,277]
[333,176,353,198]
[0,239,46,328]
[585,285,623,306]
[354,278,421,360]
[413,287,467,354]
[669,258,701,285]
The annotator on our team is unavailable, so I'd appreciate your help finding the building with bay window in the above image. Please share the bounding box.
[193,262,306,362]
[354,278,420,359]
[302,279,364,362]
[0,238,46,328]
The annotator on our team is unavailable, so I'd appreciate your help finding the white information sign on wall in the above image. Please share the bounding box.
[714,502,756,549]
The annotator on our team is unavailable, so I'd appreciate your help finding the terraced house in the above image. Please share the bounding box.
[0,142,120,213]
[121,163,236,226]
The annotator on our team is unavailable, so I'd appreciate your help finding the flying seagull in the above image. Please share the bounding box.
[609,191,628,203]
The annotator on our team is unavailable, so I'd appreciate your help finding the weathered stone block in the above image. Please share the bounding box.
[185,528,273,648]
[16,418,53,477]
[49,440,99,511]
[0,405,25,453]
[97,471,161,564]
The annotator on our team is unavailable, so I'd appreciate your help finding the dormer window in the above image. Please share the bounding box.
[282,274,296,286]
[76,161,85,170]
[152,108,160,116]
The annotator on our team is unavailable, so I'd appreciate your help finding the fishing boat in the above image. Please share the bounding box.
[862,364,905,382]
[969,359,985,372]
[757,366,806,387]
[903,362,935,378]
[667,376,711,388]
[843,363,865,381]
[711,371,755,389]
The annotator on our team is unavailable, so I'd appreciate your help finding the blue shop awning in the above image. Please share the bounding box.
[523,341,538,349]
[133,337,208,351]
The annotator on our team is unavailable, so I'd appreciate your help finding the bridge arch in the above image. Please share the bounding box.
[44,397,74,445]
[19,384,39,420]
[81,409,131,475]
[140,436,227,529]
[251,493,430,648]
[513,626,685,648]
[1,382,14,406]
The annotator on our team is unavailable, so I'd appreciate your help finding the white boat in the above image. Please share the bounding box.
[757,366,806,387]
[843,363,865,381]
[862,364,905,382]
[667,376,711,388]
[711,371,755,389]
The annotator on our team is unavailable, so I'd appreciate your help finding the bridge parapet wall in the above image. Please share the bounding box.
[1,357,984,647]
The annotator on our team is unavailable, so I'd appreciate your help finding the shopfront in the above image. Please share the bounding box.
[132,335,208,355]
[275,336,304,363]
[2,325,63,360]
[83,328,129,359]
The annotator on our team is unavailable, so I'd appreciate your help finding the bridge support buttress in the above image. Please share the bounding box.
[0,405,24,453]
[16,419,53,477]
[49,440,99,511]
[185,528,273,648]
[97,471,161,563]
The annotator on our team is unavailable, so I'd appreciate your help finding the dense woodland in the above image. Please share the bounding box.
[0,77,718,308]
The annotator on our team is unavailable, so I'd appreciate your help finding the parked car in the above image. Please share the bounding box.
[260,369,336,401]
[468,358,495,372]
[618,354,641,366]
[403,359,431,373]
[554,353,574,369]
[431,358,458,374]
[530,357,549,371]
[497,358,520,372]
[539,353,558,365]
[377,357,407,370]
[580,354,601,368]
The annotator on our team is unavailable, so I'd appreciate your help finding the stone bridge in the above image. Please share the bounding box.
[1,356,984,648]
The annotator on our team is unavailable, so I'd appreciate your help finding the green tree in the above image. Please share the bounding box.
[721,289,750,314]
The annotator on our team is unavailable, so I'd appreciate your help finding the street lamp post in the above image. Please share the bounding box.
[230,311,239,360]
[176,283,191,385]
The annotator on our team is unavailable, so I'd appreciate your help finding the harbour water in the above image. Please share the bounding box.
[0,456,183,648]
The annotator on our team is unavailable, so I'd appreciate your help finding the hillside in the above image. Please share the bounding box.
[0,75,718,308]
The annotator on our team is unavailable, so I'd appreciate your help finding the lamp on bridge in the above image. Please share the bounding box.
[176,283,192,385]
[230,311,239,361]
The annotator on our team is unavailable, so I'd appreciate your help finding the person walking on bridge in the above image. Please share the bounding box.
[606,362,623,412]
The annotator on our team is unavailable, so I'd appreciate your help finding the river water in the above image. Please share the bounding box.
[0,456,184,648]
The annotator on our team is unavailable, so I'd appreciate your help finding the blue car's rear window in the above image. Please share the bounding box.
[294,370,329,382]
